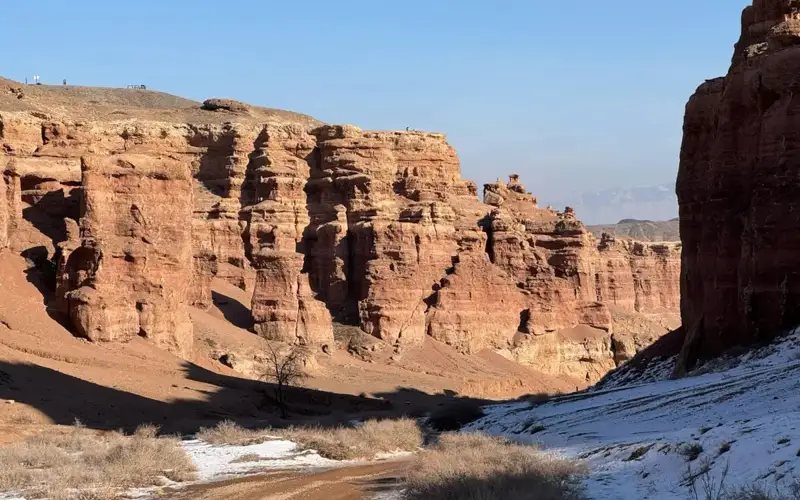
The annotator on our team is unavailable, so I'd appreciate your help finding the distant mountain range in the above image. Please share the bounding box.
[550,183,678,226]
[587,218,680,242]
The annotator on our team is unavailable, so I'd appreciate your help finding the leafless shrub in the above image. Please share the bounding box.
[0,424,196,499]
[259,343,308,416]
[682,458,728,500]
[405,432,586,500]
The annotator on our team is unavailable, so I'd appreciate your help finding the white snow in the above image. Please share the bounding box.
[468,329,800,499]
[180,438,336,481]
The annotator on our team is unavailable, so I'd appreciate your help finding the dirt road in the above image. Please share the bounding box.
[166,460,409,500]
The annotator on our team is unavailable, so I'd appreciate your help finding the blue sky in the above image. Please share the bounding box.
[3,1,744,219]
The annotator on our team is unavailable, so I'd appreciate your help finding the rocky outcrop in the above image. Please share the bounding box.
[482,176,681,379]
[305,126,480,348]
[247,125,333,347]
[57,155,194,357]
[426,232,528,353]
[0,90,681,379]
[676,0,800,369]
[595,234,680,314]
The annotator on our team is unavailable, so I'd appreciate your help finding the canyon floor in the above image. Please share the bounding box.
[0,248,578,441]
[143,328,800,500]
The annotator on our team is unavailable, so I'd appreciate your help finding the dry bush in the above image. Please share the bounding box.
[523,391,559,406]
[405,432,586,500]
[0,424,196,499]
[195,418,423,461]
[284,418,423,460]
[195,419,273,446]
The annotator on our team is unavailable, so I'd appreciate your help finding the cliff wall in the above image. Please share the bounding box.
[676,0,800,370]
[0,87,680,379]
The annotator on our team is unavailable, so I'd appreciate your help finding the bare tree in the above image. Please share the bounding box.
[259,343,307,417]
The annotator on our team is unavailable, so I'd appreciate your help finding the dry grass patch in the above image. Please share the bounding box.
[195,420,273,446]
[0,424,196,500]
[195,418,423,461]
[283,418,423,460]
[405,432,586,500]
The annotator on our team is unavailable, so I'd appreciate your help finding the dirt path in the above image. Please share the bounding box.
[166,460,409,500]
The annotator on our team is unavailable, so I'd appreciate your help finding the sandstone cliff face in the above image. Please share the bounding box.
[58,155,194,357]
[676,0,800,369]
[247,124,333,347]
[482,178,681,380]
[306,125,481,347]
[0,91,681,379]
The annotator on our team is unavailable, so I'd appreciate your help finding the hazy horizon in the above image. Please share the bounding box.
[4,1,745,224]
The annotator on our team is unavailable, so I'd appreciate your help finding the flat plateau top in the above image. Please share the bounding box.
[0,77,322,127]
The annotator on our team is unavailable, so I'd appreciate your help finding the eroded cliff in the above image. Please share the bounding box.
[676,0,800,371]
[0,79,680,380]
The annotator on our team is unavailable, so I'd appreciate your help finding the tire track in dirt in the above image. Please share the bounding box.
[166,459,408,500]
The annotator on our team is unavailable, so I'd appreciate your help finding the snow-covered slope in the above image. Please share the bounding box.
[468,330,800,499]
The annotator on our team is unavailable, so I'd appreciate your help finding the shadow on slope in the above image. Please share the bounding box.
[0,360,490,435]
[211,290,254,330]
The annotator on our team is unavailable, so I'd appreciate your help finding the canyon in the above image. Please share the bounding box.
[0,78,680,384]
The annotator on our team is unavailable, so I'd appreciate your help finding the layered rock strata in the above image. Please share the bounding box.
[0,96,681,380]
[247,124,332,347]
[482,178,681,379]
[676,0,800,370]
[57,155,194,356]
[305,125,481,348]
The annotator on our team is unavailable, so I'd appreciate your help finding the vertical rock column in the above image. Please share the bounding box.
[310,126,470,347]
[57,154,194,357]
[248,124,334,348]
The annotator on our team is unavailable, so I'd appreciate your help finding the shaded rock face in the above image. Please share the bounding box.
[58,155,194,357]
[677,0,800,368]
[0,110,680,380]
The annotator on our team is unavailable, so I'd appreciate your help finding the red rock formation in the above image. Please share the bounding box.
[483,176,681,379]
[57,155,194,357]
[0,94,681,378]
[676,0,800,369]
[306,126,479,348]
[426,232,527,353]
[247,124,333,347]
[0,172,7,249]
[595,233,680,314]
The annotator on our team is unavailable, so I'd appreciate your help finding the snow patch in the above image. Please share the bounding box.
[469,329,800,499]
[181,438,336,481]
